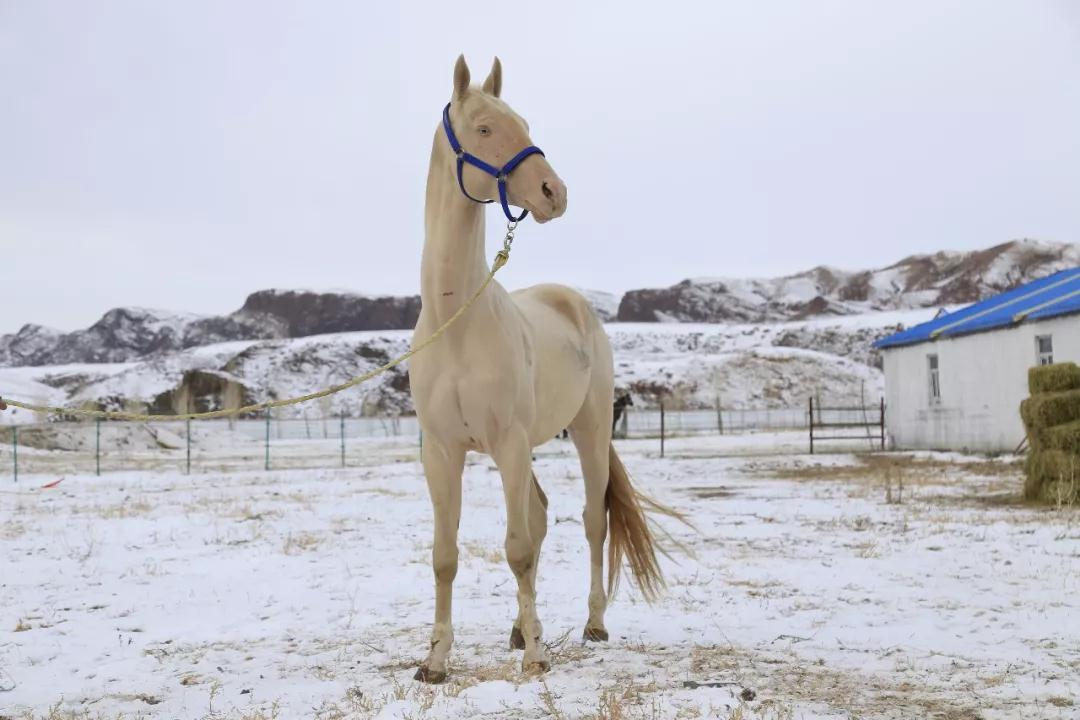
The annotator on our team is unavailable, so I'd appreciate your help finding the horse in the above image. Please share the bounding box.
[408,55,677,683]
[612,393,634,435]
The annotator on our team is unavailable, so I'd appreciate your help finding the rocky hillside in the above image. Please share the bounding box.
[3,239,1074,367]
[618,239,1080,322]
[0,289,617,368]
[0,291,422,368]
[0,308,934,422]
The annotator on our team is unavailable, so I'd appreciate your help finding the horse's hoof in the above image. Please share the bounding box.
[583,627,609,643]
[509,626,526,650]
[413,666,447,684]
[522,659,551,675]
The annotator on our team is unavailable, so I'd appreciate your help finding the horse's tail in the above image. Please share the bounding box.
[605,444,686,603]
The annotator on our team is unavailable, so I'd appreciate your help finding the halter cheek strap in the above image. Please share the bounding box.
[442,102,545,223]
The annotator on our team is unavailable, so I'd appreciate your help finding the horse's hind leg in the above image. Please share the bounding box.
[569,388,613,642]
[414,436,465,684]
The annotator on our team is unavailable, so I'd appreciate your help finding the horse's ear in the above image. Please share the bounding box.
[482,57,502,98]
[453,54,471,100]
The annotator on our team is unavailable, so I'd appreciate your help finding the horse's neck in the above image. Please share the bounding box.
[420,138,497,326]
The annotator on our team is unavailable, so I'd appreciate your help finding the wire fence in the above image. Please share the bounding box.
[621,407,808,437]
[0,402,884,480]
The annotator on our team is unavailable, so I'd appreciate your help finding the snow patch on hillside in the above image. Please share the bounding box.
[0,308,939,423]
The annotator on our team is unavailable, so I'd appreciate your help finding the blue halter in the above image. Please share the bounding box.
[442,102,545,222]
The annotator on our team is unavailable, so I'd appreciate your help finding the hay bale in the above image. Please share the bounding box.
[1020,390,1080,436]
[1020,398,1041,450]
[1029,362,1080,395]
[1022,364,1080,503]
[1043,420,1080,455]
[1025,449,1080,503]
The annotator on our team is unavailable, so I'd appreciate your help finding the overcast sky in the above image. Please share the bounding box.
[2,1,1078,333]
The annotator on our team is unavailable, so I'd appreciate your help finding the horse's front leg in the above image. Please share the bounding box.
[414,435,465,684]
[493,426,550,673]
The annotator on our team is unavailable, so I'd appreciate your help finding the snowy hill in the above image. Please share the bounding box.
[0,308,937,423]
[3,239,1073,367]
[0,289,602,367]
[0,292,424,368]
[618,239,1080,322]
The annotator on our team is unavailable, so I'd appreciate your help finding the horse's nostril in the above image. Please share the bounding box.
[542,181,554,200]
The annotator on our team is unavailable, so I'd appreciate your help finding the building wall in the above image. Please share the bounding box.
[883,314,1080,452]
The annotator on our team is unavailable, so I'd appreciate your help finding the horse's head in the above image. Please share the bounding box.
[443,55,567,224]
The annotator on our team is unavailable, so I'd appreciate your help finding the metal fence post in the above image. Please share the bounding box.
[716,396,723,435]
[340,413,346,468]
[12,425,17,483]
[186,419,192,475]
[264,409,271,471]
[880,397,886,451]
[95,418,101,476]
[660,401,666,458]
[809,396,815,455]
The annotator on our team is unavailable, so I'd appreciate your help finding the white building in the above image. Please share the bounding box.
[875,268,1080,452]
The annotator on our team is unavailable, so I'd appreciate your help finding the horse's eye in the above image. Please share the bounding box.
[477,126,491,136]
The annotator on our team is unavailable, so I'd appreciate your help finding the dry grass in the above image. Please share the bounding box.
[356,486,409,498]
[91,497,154,519]
[233,504,284,522]
[179,490,310,520]
[546,675,673,720]
[1,518,28,539]
[178,672,205,686]
[852,537,880,558]
[234,702,282,720]
[687,643,991,720]
[723,577,793,600]
[752,454,1034,510]
[537,678,568,719]
[767,454,1021,483]
[281,531,322,555]
[461,540,504,564]
[8,704,146,720]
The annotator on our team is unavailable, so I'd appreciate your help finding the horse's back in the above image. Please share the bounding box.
[511,283,597,340]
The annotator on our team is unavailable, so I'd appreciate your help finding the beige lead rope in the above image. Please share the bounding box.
[0,239,515,423]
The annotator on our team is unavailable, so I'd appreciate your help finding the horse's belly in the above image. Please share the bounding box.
[526,330,592,444]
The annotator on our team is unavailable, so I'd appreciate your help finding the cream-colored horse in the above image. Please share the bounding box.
[409,55,669,683]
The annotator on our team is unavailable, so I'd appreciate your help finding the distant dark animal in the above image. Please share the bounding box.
[612,393,634,434]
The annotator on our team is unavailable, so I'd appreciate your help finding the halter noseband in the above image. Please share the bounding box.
[442,102,545,223]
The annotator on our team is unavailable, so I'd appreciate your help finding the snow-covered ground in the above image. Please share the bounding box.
[2,434,1077,720]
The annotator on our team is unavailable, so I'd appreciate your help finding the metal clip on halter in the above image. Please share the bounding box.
[493,220,517,270]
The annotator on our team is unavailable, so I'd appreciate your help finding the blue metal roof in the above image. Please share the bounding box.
[875,267,1080,349]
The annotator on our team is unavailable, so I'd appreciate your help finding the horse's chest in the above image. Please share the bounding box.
[410,313,533,447]
[416,372,517,449]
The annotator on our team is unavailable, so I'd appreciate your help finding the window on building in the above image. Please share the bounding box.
[1036,335,1054,366]
[928,354,941,404]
